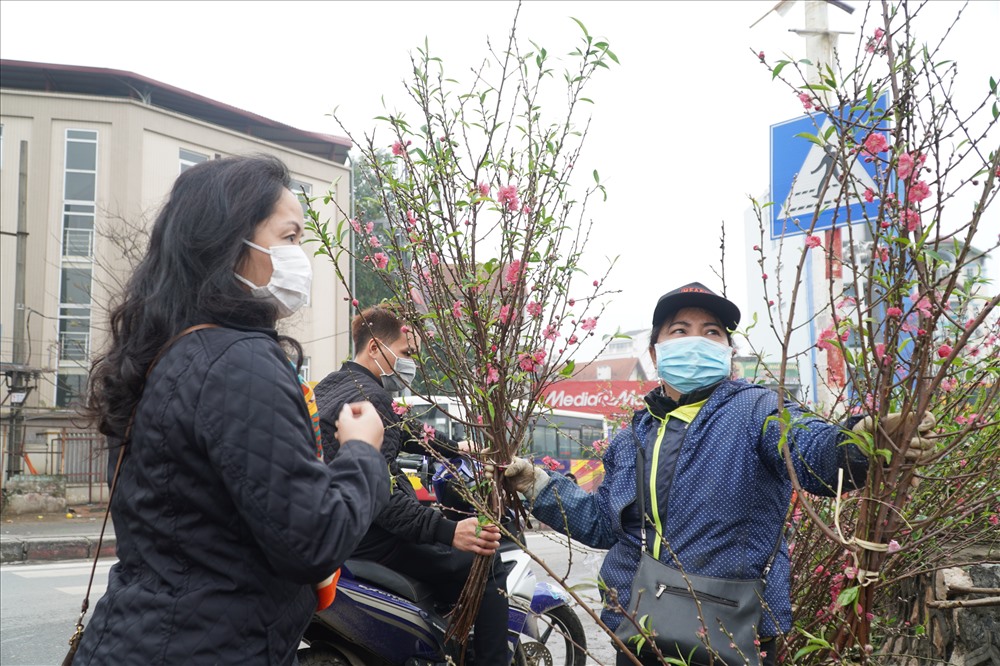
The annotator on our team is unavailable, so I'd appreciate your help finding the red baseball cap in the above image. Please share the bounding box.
[652,282,741,331]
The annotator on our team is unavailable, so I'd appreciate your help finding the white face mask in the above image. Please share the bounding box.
[234,239,312,319]
[373,340,418,393]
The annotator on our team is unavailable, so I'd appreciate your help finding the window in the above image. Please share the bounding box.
[179,148,208,173]
[299,356,311,382]
[596,365,611,380]
[57,130,97,377]
[56,372,87,408]
[289,178,313,216]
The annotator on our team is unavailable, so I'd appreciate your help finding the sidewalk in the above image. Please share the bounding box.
[1,504,115,564]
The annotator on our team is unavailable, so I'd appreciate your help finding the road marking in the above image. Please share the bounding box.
[56,584,108,596]
[13,564,114,578]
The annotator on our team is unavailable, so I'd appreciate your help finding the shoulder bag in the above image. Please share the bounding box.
[614,432,784,666]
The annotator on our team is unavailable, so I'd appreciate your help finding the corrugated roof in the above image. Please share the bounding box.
[0,59,351,163]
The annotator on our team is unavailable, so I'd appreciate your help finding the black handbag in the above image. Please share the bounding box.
[614,438,784,665]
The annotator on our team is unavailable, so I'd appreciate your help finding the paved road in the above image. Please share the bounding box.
[0,533,617,665]
[0,560,112,666]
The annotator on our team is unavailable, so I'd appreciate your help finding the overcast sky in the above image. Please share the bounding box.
[2,0,997,349]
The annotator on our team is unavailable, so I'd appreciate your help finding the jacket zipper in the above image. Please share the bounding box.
[654,583,739,608]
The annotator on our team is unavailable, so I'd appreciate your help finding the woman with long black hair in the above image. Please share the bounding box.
[73,155,389,665]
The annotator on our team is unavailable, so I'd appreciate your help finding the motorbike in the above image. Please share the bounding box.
[297,457,588,666]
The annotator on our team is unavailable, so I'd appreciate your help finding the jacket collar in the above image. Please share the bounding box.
[643,382,722,420]
[342,360,385,388]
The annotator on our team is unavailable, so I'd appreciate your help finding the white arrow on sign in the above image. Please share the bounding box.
[778,119,879,226]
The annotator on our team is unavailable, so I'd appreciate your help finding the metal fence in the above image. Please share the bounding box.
[55,431,109,503]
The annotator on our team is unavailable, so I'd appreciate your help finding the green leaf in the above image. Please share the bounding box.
[837,585,860,607]
[794,132,825,147]
[772,60,789,80]
[592,169,600,183]
[569,16,589,37]
[559,360,576,378]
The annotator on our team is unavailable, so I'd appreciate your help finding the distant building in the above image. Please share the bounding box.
[0,60,352,481]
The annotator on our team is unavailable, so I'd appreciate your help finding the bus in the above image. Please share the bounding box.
[397,396,610,501]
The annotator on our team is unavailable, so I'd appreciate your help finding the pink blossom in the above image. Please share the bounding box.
[422,423,436,441]
[365,221,375,234]
[350,218,361,233]
[874,343,886,362]
[518,353,537,372]
[863,188,875,203]
[568,298,576,306]
[351,298,359,307]
[498,305,511,324]
[989,515,999,527]
[543,325,560,341]
[541,455,562,471]
[874,27,885,40]
[392,402,410,416]
[878,246,890,262]
[497,185,520,212]
[372,252,389,270]
[521,203,532,215]
[392,141,405,156]
[526,301,543,318]
[908,180,931,203]
[758,51,765,61]
[429,252,439,266]
[937,344,952,359]
[805,235,821,249]
[581,317,598,332]
[887,307,903,318]
[863,132,889,155]
[406,210,417,226]
[532,349,547,364]
[753,244,761,251]
[838,296,857,309]
[762,273,768,280]
[504,260,523,285]
[485,364,499,385]
[452,300,464,320]
[913,295,933,317]
[897,152,916,180]
[568,335,579,345]
[887,540,901,554]
[478,182,490,197]
[798,93,814,110]
[941,377,958,393]
[593,280,600,287]
[817,327,837,352]
[369,235,381,248]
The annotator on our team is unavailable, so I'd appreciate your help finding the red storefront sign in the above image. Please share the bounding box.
[540,380,653,417]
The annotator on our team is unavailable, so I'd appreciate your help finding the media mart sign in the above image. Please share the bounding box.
[540,380,652,417]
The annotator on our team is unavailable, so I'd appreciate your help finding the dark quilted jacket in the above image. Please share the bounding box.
[73,327,390,666]
[313,362,459,551]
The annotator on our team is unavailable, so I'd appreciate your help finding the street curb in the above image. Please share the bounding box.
[0,535,116,564]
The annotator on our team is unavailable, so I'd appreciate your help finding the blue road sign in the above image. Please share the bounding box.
[770,94,891,239]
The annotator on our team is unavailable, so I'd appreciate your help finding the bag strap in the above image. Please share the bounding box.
[630,391,786,582]
[69,323,220,643]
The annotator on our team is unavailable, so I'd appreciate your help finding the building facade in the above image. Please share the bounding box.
[0,60,352,482]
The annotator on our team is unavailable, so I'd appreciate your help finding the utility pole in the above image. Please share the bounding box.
[792,1,852,408]
[6,141,30,480]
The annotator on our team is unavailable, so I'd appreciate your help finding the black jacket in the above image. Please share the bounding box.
[73,328,389,666]
[313,362,459,550]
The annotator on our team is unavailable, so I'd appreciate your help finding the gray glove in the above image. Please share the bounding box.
[852,411,936,463]
[484,456,550,501]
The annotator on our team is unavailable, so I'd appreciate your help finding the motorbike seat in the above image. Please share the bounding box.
[344,559,435,603]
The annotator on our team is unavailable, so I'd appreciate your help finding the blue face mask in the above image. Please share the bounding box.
[654,336,732,395]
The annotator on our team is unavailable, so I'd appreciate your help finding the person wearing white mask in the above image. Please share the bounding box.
[495,282,935,666]
[74,155,389,665]
[313,306,511,665]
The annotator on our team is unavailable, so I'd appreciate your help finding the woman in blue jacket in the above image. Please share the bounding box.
[74,155,390,665]
[501,282,930,666]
